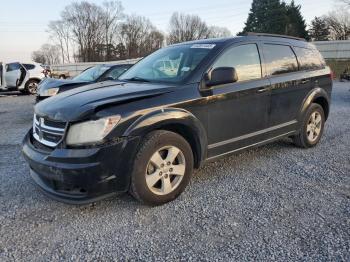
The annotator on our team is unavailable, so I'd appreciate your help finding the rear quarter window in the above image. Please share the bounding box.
[293,47,326,70]
[263,44,298,76]
[23,64,36,70]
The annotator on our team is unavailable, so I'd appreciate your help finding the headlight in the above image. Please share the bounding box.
[40,87,59,97]
[66,115,121,145]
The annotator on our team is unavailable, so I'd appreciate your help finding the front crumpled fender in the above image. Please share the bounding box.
[123,108,208,167]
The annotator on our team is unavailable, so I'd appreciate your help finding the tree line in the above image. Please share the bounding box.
[32,1,231,64]
[309,9,350,41]
[32,0,350,65]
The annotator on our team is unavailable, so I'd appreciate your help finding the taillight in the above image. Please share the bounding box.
[330,71,336,80]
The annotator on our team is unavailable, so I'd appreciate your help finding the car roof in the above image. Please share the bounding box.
[170,34,313,49]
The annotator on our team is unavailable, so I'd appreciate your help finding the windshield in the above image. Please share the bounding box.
[74,65,111,82]
[119,44,215,84]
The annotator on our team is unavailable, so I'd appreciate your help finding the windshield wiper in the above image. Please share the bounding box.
[123,77,150,82]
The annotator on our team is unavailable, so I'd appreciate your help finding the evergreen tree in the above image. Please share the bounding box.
[309,17,330,41]
[285,1,309,39]
[240,0,309,39]
[240,0,287,35]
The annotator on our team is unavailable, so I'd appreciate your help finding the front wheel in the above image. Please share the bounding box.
[293,103,325,148]
[129,130,194,206]
[24,79,39,95]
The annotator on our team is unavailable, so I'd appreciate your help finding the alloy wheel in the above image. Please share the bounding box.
[306,111,322,142]
[145,146,186,196]
[28,82,38,94]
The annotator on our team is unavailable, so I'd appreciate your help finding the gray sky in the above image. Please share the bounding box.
[0,0,335,62]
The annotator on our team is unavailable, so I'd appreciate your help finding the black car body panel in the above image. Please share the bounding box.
[35,81,176,122]
[38,78,89,93]
[22,131,141,203]
[37,64,132,101]
[22,35,333,204]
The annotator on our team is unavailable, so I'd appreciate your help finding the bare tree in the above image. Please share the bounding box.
[208,26,232,38]
[32,51,46,65]
[61,1,105,62]
[48,20,71,63]
[143,30,165,55]
[119,15,163,58]
[32,44,61,65]
[167,12,211,44]
[308,16,330,41]
[337,0,350,6]
[46,2,235,62]
[101,1,124,60]
[325,9,350,40]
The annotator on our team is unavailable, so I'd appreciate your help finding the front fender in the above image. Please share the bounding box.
[123,108,208,167]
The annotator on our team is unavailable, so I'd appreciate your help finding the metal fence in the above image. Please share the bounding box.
[313,40,350,78]
[313,40,350,60]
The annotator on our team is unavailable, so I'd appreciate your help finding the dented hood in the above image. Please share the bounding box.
[38,78,89,90]
[35,81,174,122]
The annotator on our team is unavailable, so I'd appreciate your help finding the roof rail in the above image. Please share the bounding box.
[246,32,306,42]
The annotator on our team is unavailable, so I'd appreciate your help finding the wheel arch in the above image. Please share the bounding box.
[123,108,207,169]
[299,88,330,121]
[26,77,41,84]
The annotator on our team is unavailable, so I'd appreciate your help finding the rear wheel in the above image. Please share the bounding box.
[129,130,194,205]
[293,103,325,148]
[24,79,39,95]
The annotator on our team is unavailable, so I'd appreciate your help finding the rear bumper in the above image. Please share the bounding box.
[22,130,140,204]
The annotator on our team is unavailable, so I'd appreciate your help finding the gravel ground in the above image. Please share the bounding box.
[0,83,349,261]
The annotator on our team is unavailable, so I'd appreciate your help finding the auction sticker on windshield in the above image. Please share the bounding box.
[190,44,216,49]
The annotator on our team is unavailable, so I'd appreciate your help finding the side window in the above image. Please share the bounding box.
[293,47,325,70]
[23,64,35,70]
[212,44,262,82]
[6,63,21,72]
[104,67,129,79]
[263,44,298,76]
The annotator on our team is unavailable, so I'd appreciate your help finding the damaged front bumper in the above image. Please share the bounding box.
[22,130,140,204]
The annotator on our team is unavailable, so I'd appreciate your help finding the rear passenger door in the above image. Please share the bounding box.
[262,43,311,135]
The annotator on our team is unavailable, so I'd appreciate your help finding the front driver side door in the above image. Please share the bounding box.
[205,43,271,158]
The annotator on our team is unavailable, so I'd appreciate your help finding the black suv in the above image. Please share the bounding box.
[22,34,332,205]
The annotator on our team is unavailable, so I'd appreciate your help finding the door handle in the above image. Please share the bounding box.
[257,87,268,93]
[300,79,310,84]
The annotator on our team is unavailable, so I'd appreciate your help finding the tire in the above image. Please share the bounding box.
[24,79,39,95]
[129,130,194,206]
[293,103,325,148]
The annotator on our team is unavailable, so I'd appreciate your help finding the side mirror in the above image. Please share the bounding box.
[205,67,238,87]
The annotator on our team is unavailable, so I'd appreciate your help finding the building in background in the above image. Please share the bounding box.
[314,40,350,78]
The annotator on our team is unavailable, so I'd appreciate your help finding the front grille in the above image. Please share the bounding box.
[33,114,66,147]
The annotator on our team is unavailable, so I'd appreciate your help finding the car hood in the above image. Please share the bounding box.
[35,81,174,122]
[38,78,89,92]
